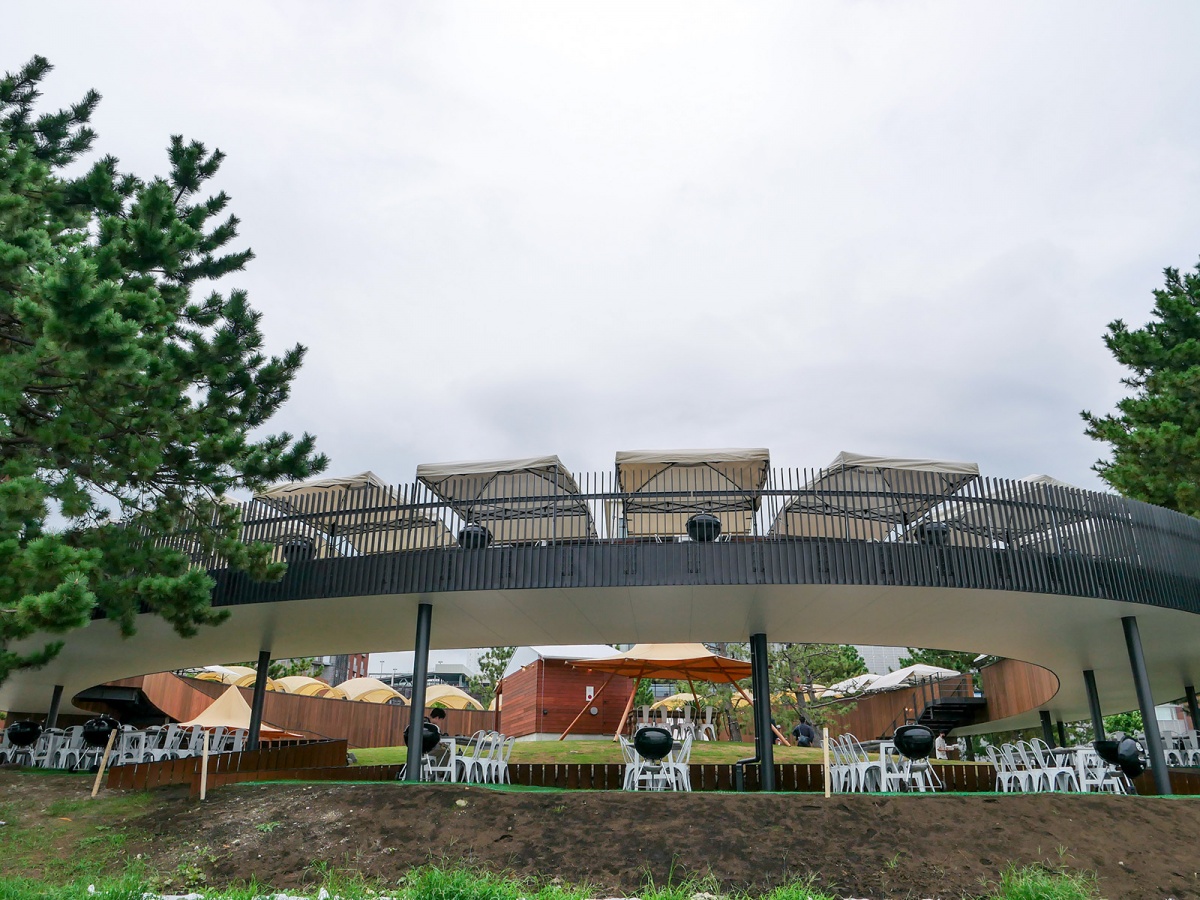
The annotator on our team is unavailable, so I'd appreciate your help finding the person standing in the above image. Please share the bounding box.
[934,731,950,760]
[792,715,817,747]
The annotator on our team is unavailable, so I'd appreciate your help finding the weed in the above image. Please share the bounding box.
[981,863,1100,900]
[254,820,282,833]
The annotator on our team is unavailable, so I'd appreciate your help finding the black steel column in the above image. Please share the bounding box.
[45,684,64,728]
[247,649,271,751]
[404,602,433,782]
[1057,720,1067,747]
[1083,669,1105,740]
[1039,710,1055,746]
[750,633,775,792]
[1185,685,1200,733]
[1122,616,1171,795]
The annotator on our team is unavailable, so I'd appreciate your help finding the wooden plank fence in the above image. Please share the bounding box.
[106,739,348,795]
[106,752,1200,797]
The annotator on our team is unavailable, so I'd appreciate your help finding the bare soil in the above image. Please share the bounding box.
[3,769,1200,898]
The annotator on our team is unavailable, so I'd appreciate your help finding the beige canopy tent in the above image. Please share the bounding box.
[922,474,1103,550]
[180,685,303,738]
[563,642,756,740]
[255,471,454,554]
[416,455,596,543]
[195,666,281,691]
[650,692,704,711]
[274,676,347,699]
[769,451,980,540]
[614,449,771,538]
[424,684,485,710]
[336,676,406,704]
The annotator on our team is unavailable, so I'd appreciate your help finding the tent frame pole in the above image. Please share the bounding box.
[614,675,642,741]
[559,671,617,740]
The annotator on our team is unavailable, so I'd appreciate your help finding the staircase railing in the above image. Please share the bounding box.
[880,673,980,738]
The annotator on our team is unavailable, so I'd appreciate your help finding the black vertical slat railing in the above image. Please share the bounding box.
[144,464,1200,613]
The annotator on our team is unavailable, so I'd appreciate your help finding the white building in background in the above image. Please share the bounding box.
[855,645,907,675]
[368,649,482,688]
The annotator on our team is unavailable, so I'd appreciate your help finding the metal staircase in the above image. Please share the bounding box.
[882,674,987,738]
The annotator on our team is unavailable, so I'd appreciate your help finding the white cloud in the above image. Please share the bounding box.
[7,0,1200,499]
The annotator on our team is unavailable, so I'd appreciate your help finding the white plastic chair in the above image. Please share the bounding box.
[493,735,516,784]
[1014,741,1051,792]
[1031,739,1080,792]
[424,737,457,783]
[844,735,883,792]
[52,727,86,769]
[1079,747,1127,794]
[30,729,66,768]
[985,745,1020,791]
[697,707,717,742]
[662,731,693,791]
[455,732,489,783]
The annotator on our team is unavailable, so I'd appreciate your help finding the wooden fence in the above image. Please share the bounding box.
[105,739,348,796]
[106,750,1200,797]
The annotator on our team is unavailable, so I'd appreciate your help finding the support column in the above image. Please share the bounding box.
[1039,710,1055,746]
[1122,616,1171,795]
[1185,685,1199,733]
[45,684,64,729]
[247,650,271,751]
[1057,720,1067,748]
[750,633,775,792]
[404,602,433,782]
[1083,669,1105,740]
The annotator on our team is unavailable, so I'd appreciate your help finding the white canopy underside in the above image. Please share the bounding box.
[417,455,596,542]
[770,451,980,539]
[867,663,961,691]
[615,448,771,537]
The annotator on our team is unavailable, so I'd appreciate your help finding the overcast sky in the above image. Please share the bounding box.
[8,3,1200,492]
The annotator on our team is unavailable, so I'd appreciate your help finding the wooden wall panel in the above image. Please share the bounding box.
[824,676,974,740]
[980,659,1059,721]
[537,660,634,737]
[499,662,539,737]
[111,673,495,748]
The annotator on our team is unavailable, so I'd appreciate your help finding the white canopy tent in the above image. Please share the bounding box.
[416,455,596,543]
[822,672,881,696]
[921,474,1109,551]
[769,451,980,540]
[867,664,960,692]
[255,471,454,554]
[614,448,771,538]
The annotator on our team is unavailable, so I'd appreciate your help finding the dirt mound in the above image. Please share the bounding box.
[4,771,1200,898]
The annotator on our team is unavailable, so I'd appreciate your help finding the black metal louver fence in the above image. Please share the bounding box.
[155,467,1200,613]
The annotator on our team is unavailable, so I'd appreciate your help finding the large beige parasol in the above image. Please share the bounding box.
[181,685,303,739]
[564,643,754,740]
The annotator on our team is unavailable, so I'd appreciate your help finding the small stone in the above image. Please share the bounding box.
[455,799,468,807]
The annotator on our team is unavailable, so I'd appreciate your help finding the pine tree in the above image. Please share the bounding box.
[468,647,515,708]
[1082,261,1200,515]
[0,57,326,684]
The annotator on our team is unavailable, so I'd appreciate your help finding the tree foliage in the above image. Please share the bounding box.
[0,57,326,683]
[1083,262,1200,515]
[469,646,515,708]
[768,643,866,727]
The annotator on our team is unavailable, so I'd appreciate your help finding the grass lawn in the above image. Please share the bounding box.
[354,739,828,766]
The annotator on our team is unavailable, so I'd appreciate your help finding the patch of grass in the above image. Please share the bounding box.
[982,864,1100,900]
[0,790,156,883]
[354,739,827,766]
